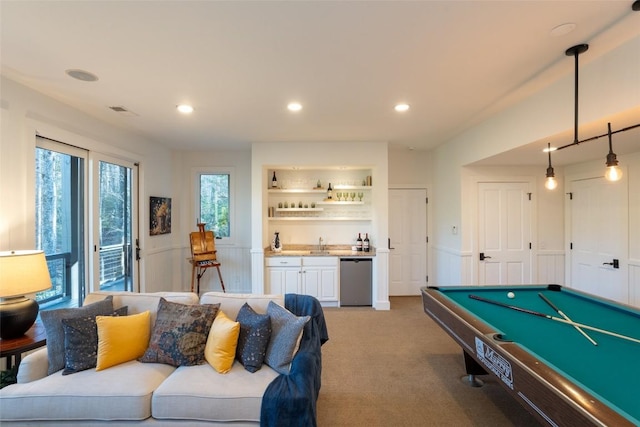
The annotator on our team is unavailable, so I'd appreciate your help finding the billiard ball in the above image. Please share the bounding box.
[507,292,515,299]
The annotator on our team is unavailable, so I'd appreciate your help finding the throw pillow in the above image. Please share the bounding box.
[264,301,310,374]
[204,310,240,374]
[235,303,271,373]
[40,296,115,375]
[61,316,98,375]
[139,298,220,367]
[96,311,151,371]
[60,306,130,375]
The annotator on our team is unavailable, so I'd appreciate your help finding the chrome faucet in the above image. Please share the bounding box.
[318,237,324,252]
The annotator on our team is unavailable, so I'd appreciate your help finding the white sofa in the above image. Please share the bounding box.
[0,291,326,426]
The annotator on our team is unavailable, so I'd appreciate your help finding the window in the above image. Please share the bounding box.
[195,168,234,244]
[35,140,87,307]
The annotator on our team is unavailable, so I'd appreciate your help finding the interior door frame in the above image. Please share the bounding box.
[89,152,140,293]
[469,175,537,285]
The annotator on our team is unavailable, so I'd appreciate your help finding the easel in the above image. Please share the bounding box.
[188,223,225,294]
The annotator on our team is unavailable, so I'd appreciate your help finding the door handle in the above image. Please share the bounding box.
[479,253,492,261]
[602,259,619,269]
[388,238,395,250]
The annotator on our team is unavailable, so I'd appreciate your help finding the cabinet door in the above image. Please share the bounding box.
[266,267,301,295]
[319,267,338,300]
[302,268,321,299]
[303,266,338,301]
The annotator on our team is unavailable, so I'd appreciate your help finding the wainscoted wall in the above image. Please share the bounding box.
[143,245,253,294]
[535,251,565,285]
[432,245,565,287]
[630,260,640,307]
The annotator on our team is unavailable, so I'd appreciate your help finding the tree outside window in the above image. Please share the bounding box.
[199,173,230,239]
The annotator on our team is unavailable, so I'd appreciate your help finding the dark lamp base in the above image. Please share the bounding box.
[0,297,39,339]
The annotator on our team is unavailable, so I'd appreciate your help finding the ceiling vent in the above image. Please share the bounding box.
[108,106,138,117]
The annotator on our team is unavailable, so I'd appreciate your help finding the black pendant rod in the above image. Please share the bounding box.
[566,44,589,145]
[556,122,640,151]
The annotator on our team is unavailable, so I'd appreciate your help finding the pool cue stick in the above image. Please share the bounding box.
[538,293,597,346]
[468,294,640,345]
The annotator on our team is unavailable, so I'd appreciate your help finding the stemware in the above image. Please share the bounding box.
[336,191,342,201]
[350,192,356,201]
[358,192,364,201]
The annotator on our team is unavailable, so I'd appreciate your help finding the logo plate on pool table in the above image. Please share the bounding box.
[475,337,513,390]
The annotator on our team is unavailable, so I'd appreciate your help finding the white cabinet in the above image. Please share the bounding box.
[265,256,339,305]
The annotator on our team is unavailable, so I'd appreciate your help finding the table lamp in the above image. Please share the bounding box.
[0,250,52,339]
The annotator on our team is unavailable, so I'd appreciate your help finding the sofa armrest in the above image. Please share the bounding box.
[17,347,49,383]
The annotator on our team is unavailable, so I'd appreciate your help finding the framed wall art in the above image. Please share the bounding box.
[150,196,171,235]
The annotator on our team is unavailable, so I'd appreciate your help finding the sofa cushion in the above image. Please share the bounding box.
[264,301,310,374]
[0,360,175,422]
[139,298,219,367]
[152,363,279,422]
[200,291,284,320]
[96,311,151,370]
[205,310,240,374]
[235,303,272,373]
[40,296,115,375]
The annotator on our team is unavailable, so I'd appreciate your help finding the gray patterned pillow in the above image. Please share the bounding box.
[40,296,115,375]
[60,306,129,375]
[235,303,272,373]
[139,298,219,367]
[264,301,310,374]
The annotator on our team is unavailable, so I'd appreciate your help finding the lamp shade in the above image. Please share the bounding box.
[0,250,52,298]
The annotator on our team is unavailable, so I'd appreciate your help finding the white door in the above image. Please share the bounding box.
[478,182,531,285]
[569,176,628,303]
[389,189,427,295]
[90,153,139,293]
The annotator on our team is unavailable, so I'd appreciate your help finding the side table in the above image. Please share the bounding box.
[0,321,47,370]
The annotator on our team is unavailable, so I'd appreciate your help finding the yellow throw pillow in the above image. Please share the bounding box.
[205,311,240,373]
[96,311,150,371]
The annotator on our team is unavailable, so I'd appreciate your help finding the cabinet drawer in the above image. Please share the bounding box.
[265,257,302,267]
[303,256,338,267]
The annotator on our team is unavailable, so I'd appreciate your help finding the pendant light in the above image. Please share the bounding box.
[545,143,558,190]
[604,122,623,181]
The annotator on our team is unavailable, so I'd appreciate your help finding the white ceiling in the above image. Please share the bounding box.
[1,1,639,165]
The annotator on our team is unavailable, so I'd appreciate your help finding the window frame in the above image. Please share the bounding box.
[193,167,235,246]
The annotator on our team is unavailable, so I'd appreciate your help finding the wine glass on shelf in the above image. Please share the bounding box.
[350,192,356,202]
[336,191,342,202]
[358,192,363,201]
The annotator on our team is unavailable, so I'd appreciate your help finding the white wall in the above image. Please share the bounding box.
[431,35,640,286]
[173,149,253,293]
[0,77,176,293]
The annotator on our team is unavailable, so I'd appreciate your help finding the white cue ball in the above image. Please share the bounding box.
[507,292,515,299]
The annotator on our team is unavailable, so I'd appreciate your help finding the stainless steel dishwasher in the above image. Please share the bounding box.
[340,258,372,306]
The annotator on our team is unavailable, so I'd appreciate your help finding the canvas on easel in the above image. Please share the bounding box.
[188,223,225,293]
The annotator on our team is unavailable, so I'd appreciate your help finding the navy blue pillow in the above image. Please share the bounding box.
[235,303,272,373]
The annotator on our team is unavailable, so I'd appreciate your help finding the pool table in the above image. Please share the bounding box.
[421,285,640,427]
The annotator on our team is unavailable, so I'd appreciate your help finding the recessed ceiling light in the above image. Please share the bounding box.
[550,23,577,37]
[287,102,302,112]
[543,146,558,153]
[65,69,99,82]
[394,103,410,112]
[177,104,194,114]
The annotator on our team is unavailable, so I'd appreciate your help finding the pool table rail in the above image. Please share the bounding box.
[421,286,635,427]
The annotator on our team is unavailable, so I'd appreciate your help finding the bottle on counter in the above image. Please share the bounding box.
[327,183,333,200]
[364,233,370,252]
[271,171,278,188]
[356,233,363,251]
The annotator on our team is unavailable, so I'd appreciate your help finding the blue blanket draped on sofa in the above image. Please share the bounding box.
[260,294,329,426]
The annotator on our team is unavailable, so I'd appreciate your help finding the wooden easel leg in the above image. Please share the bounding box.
[215,265,225,293]
[191,264,197,293]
